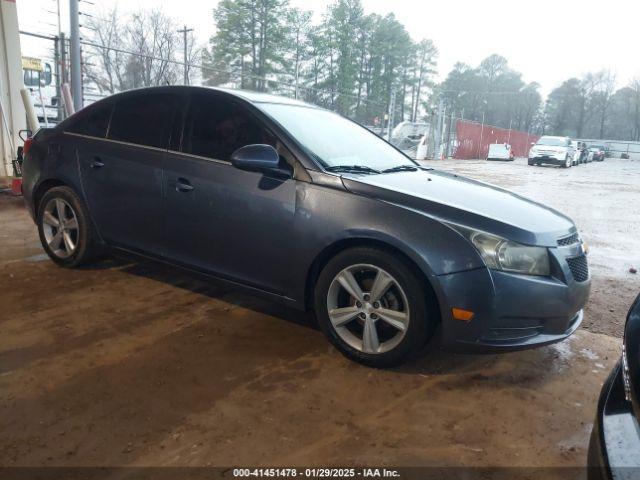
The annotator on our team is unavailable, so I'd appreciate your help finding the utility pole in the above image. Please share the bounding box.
[387,90,396,142]
[69,0,82,111]
[178,25,193,85]
[432,97,445,160]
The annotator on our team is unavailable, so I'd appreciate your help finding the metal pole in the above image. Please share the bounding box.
[445,110,455,158]
[387,90,396,142]
[69,0,83,110]
[178,25,193,85]
[53,36,63,122]
[478,111,485,159]
[433,97,444,160]
[56,0,62,37]
[60,32,68,85]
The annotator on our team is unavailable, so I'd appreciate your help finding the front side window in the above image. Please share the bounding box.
[67,103,113,138]
[42,64,52,86]
[24,70,40,87]
[182,94,276,161]
[108,93,177,149]
[257,103,416,172]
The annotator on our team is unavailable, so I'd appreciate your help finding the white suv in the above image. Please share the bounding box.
[528,136,575,168]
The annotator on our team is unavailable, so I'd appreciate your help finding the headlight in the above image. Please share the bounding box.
[456,228,550,276]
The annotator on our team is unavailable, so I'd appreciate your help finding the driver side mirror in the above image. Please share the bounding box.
[231,144,292,178]
[530,142,535,146]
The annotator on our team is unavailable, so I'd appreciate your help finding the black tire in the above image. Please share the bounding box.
[37,186,100,268]
[314,247,435,368]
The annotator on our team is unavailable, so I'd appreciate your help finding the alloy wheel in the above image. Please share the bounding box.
[326,264,410,354]
[42,198,79,259]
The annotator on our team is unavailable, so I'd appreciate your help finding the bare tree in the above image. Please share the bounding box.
[85,7,182,95]
[592,70,617,138]
[85,7,128,94]
[126,10,179,88]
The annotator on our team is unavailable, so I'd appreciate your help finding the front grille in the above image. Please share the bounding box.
[558,233,580,246]
[567,255,589,282]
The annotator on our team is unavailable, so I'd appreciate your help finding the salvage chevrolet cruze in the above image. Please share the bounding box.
[21,86,591,367]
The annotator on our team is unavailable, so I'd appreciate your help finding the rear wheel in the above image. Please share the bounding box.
[37,186,100,267]
[314,247,434,368]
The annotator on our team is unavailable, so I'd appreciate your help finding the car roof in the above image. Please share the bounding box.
[96,85,318,108]
[211,87,315,107]
[58,85,323,132]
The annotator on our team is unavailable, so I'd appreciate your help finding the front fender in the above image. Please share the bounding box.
[291,180,484,306]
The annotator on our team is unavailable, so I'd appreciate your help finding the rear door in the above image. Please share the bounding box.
[162,92,297,295]
[77,91,178,255]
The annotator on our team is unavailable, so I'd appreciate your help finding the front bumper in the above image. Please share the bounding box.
[588,361,640,480]
[436,244,591,352]
[529,155,566,165]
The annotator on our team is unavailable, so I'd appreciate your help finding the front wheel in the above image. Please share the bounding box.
[564,155,571,168]
[314,247,435,368]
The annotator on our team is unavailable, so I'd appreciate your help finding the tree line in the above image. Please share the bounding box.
[202,0,438,126]
[85,1,639,141]
[544,72,640,141]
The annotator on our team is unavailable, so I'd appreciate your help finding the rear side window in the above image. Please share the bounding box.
[108,93,176,148]
[182,93,275,161]
[67,103,113,138]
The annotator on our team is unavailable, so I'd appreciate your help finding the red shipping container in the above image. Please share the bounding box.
[454,120,540,160]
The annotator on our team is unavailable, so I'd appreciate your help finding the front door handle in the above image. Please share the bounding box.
[175,178,194,193]
[90,157,104,169]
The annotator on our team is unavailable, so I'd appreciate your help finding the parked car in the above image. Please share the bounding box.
[528,136,575,168]
[487,143,514,161]
[21,86,591,367]
[588,293,640,479]
[589,144,607,162]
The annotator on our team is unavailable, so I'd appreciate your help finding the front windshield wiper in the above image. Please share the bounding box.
[325,165,381,175]
[381,165,419,173]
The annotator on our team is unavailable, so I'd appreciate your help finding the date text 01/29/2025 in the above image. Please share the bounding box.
[232,468,401,478]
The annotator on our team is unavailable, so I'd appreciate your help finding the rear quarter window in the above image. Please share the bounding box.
[66,103,113,138]
[108,93,177,149]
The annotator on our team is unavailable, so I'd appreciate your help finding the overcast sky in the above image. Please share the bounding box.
[18,0,640,95]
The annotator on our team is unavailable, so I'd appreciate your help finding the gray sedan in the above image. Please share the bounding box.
[21,86,590,367]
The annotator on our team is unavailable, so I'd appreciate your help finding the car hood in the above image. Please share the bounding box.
[340,169,575,246]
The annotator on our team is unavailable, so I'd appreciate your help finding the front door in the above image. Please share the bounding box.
[163,92,297,295]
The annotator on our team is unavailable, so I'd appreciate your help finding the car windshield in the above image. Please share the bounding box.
[536,137,567,147]
[258,103,416,172]
[590,145,605,150]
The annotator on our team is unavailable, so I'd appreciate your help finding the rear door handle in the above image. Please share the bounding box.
[90,157,104,169]
[175,178,194,193]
